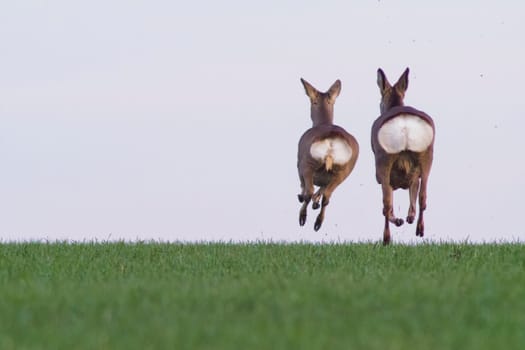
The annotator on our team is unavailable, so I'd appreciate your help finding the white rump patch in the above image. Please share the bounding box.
[378,114,434,154]
[310,138,353,165]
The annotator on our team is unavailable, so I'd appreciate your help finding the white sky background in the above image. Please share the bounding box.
[1,1,524,243]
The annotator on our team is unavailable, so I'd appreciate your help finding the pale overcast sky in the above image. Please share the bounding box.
[1,1,523,243]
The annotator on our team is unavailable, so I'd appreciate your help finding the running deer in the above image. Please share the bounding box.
[372,68,435,245]
[297,78,359,231]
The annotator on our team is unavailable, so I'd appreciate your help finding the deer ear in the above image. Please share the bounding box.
[327,79,341,102]
[377,68,391,93]
[394,67,409,93]
[300,78,319,101]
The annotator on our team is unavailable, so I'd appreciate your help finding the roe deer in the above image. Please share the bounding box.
[297,78,359,231]
[372,68,435,245]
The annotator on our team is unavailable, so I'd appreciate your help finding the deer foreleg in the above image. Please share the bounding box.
[312,188,324,210]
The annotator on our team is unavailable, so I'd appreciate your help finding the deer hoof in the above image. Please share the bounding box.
[416,228,424,237]
[394,218,404,227]
[298,194,305,203]
[312,202,320,210]
[299,214,306,226]
[314,218,323,231]
[406,215,415,224]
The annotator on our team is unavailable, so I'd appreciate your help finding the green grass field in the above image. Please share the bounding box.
[0,242,524,349]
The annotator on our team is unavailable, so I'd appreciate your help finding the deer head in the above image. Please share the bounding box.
[377,67,409,114]
[300,78,341,126]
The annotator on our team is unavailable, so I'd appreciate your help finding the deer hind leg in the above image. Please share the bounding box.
[299,171,315,226]
[298,174,306,203]
[381,182,403,245]
[416,173,429,237]
[407,179,420,224]
[314,195,328,231]
[381,183,393,245]
[299,194,312,226]
[383,215,391,245]
[313,189,332,232]
[382,183,404,227]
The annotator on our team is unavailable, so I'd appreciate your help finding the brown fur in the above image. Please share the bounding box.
[371,68,435,245]
[297,78,359,231]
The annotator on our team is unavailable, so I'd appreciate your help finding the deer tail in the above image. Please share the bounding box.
[325,154,334,171]
[396,152,414,174]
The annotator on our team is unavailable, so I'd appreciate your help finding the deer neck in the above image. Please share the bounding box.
[311,104,334,126]
[380,95,404,115]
